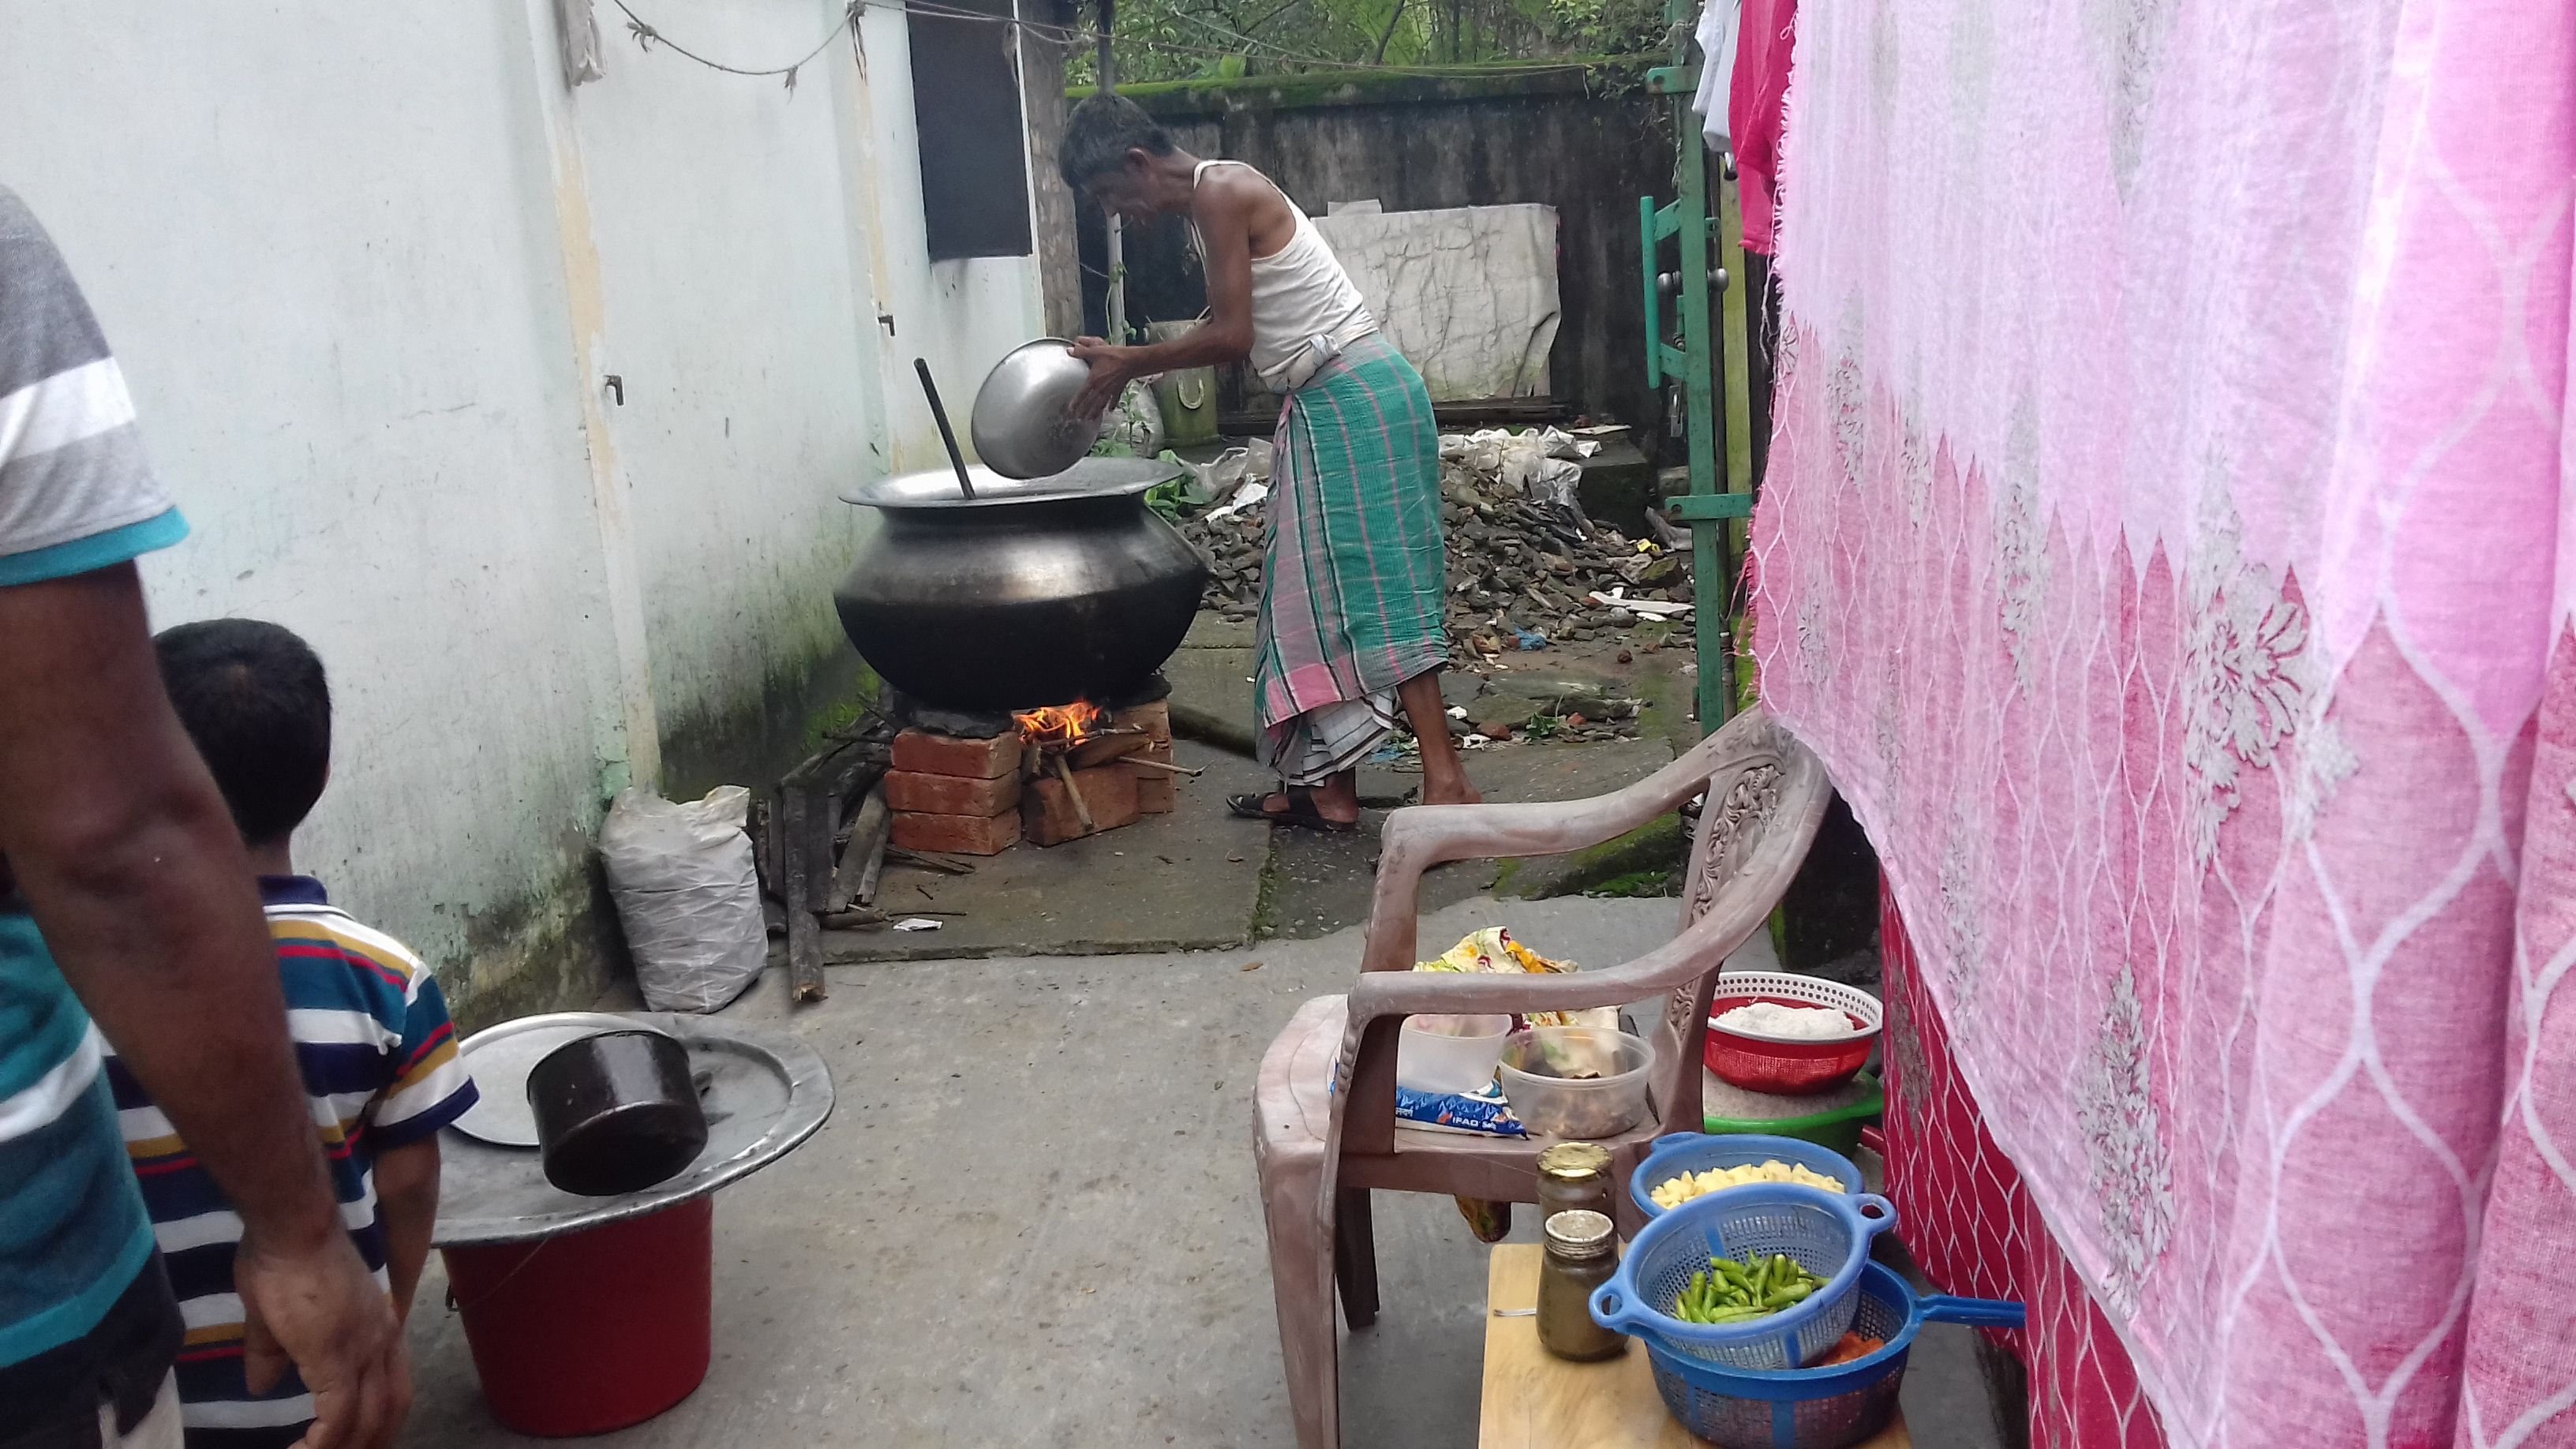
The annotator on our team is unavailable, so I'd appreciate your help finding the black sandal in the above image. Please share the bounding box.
[1227,791,1360,833]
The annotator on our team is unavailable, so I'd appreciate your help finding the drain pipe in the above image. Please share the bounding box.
[1098,0,1125,342]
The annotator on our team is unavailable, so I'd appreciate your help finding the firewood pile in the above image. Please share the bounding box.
[1178,432,1694,661]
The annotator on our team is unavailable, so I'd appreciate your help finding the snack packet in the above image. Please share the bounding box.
[1414,927,1618,1032]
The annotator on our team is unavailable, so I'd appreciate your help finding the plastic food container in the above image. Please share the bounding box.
[1702,1073,1884,1155]
[1496,1026,1655,1139]
[1704,973,1883,1095]
[1629,1132,1864,1219]
[1395,1014,1514,1094]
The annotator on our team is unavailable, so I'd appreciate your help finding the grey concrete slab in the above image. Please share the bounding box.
[406,897,1999,1449]
[820,740,1275,964]
[1265,737,1678,940]
[402,896,1683,1449]
[1167,620,1260,758]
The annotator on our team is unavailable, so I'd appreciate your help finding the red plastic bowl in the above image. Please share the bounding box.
[1702,975,1881,1095]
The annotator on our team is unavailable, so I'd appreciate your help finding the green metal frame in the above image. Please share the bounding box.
[1638,6,1754,736]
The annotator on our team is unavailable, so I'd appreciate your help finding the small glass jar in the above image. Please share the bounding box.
[1536,1140,1615,1223]
[1536,1209,1626,1361]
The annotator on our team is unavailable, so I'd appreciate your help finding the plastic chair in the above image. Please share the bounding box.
[1250,706,1833,1449]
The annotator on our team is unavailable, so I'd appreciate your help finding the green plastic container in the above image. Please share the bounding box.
[1702,1071,1884,1155]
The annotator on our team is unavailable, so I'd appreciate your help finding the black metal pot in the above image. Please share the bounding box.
[526,1031,709,1197]
[833,457,1209,713]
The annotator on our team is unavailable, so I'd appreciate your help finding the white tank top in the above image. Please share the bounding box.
[1191,159,1374,382]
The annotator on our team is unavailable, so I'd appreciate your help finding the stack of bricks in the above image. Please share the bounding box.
[1019,698,1178,847]
[1116,699,1177,814]
[885,728,1024,857]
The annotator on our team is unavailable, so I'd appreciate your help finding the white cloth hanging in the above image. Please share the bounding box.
[1690,0,1741,148]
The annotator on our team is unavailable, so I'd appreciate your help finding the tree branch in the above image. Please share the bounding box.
[1371,0,1411,61]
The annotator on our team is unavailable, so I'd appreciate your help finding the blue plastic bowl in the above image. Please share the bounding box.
[1590,1182,1896,1370]
[1631,1132,1866,1219]
[1641,1261,2024,1448]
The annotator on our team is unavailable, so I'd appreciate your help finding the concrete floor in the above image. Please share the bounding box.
[402,894,2007,1448]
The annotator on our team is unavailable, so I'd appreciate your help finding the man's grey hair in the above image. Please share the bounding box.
[1059,95,1174,192]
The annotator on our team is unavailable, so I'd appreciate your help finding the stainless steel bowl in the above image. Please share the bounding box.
[971,338,1104,479]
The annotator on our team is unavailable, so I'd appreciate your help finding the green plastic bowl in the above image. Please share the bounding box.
[1702,1071,1884,1155]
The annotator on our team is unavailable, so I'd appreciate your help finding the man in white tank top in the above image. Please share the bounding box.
[1059,97,1481,828]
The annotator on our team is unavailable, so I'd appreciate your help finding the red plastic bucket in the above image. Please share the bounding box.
[441,1196,713,1436]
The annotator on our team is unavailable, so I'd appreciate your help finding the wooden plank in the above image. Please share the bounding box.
[780,783,826,1004]
[1664,492,1754,522]
[826,783,892,913]
[1477,1244,1910,1449]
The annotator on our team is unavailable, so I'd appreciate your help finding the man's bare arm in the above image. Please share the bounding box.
[0,563,405,1449]
[1069,178,1263,414]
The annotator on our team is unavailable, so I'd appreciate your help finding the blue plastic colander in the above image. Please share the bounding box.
[1640,1261,2025,1448]
[1630,1132,1866,1219]
[1589,1182,1896,1369]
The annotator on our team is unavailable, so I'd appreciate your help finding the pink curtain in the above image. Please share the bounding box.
[1745,0,2576,1443]
[1879,886,2168,1447]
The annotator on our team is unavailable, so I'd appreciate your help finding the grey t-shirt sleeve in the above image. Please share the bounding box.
[0,186,180,580]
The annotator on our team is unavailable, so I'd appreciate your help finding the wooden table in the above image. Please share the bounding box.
[1478,1245,1910,1448]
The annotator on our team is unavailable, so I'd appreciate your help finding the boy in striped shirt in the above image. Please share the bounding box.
[105,620,476,1449]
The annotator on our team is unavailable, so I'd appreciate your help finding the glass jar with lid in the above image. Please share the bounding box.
[1536,1140,1615,1223]
[1536,1209,1626,1361]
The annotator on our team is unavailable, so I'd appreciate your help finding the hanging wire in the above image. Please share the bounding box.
[608,0,861,91]
[604,0,1612,86]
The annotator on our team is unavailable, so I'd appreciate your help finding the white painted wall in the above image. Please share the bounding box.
[0,1,1043,1013]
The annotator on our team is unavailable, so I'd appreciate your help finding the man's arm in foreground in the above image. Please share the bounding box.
[0,563,407,1449]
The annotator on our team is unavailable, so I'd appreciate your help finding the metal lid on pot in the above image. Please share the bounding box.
[971,338,1106,479]
[838,454,1183,511]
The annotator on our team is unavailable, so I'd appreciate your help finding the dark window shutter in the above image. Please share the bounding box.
[909,0,1035,260]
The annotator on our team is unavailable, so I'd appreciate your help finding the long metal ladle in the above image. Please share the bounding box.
[912,357,976,501]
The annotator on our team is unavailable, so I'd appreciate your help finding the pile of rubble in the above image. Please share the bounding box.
[1178,427,1695,658]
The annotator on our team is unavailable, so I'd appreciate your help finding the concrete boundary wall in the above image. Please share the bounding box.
[1076,64,1673,440]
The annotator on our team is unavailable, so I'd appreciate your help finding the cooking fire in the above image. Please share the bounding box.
[1013,700,1106,747]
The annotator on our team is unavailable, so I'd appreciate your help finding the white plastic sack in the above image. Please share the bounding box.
[1101,379,1165,457]
[1174,446,1251,505]
[600,786,766,1013]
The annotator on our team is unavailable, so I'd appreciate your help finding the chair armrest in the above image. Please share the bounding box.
[1335,903,1772,1155]
[1357,739,1750,975]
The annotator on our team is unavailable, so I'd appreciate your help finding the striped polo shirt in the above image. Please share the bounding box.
[104,878,477,1437]
[0,184,192,1395]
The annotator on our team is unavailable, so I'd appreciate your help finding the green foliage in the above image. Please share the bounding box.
[1582,867,1680,898]
[1062,0,1661,86]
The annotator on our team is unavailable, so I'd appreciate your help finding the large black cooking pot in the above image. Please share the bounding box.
[833,457,1211,713]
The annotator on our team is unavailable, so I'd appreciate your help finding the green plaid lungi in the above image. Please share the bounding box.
[1254,332,1450,783]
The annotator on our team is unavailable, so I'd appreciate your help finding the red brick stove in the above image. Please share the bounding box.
[885,697,1177,855]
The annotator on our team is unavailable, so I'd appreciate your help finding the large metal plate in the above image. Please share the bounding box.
[450,1012,673,1148]
[434,1013,833,1246]
[837,455,1181,510]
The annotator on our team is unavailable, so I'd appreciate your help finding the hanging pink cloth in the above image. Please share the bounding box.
[1747,0,2576,1443]
[1880,886,2169,1447]
[1724,0,1795,256]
